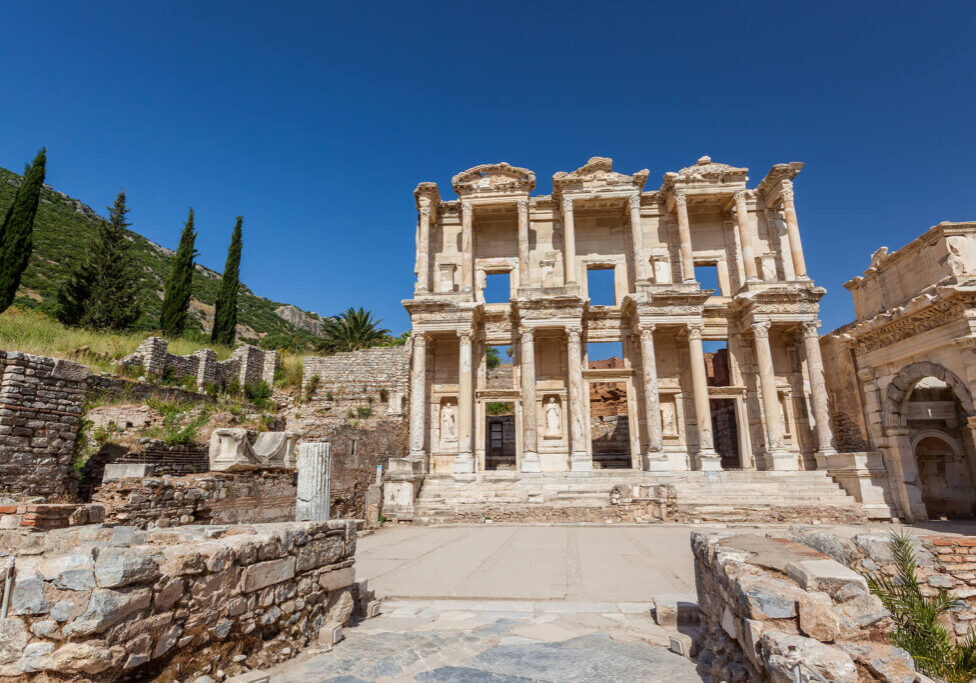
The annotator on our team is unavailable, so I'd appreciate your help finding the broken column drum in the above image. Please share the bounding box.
[296,442,332,521]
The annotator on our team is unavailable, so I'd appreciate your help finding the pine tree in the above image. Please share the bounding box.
[211,216,243,345]
[0,149,46,314]
[160,208,197,337]
[77,191,142,330]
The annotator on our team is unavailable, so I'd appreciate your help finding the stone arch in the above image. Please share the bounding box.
[911,429,963,457]
[883,361,975,430]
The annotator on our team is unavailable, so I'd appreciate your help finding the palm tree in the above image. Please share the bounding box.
[318,307,391,353]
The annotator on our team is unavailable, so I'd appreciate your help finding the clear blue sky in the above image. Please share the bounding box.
[1,1,974,335]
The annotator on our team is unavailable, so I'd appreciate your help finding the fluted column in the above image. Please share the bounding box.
[733,190,758,282]
[454,330,475,473]
[415,205,431,293]
[517,200,529,289]
[562,198,578,286]
[567,326,591,471]
[639,325,668,471]
[753,321,795,470]
[408,333,427,461]
[629,192,646,282]
[780,187,807,279]
[687,323,720,470]
[520,328,540,472]
[296,442,332,521]
[802,322,837,466]
[461,202,474,291]
[675,193,695,283]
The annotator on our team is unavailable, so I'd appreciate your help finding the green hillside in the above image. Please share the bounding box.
[0,166,323,348]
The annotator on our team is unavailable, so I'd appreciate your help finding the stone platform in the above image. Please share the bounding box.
[411,470,864,524]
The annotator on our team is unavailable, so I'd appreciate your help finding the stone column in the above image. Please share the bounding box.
[753,321,795,470]
[629,192,646,282]
[416,205,431,293]
[408,334,427,461]
[461,202,474,291]
[520,328,540,472]
[780,187,807,279]
[455,330,475,473]
[562,198,578,286]
[517,199,529,289]
[296,442,332,521]
[801,322,837,465]
[639,325,668,471]
[687,323,720,470]
[675,192,695,283]
[567,326,591,471]
[733,190,758,282]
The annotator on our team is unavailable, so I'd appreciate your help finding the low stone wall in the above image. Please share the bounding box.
[302,346,410,417]
[0,502,104,530]
[121,337,278,389]
[0,520,356,680]
[91,471,296,529]
[693,531,917,682]
[86,374,213,406]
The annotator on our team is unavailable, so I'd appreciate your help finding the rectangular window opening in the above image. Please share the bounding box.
[586,267,616,306]
[483,272,511,304]
[587,341,623,368]
[702,340,731,387]
[695,262,722,296]
[485,344,515,388]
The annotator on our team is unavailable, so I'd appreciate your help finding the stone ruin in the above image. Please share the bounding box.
[208,427,299,471]
[120,336,278,390]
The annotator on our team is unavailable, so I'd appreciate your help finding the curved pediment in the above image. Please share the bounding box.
[553,157,649,195]
[451,162,536,197]
[664,156,749,188]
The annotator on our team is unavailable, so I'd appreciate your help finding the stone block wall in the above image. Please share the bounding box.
[121,337,278,389]
[91,471,296,529]
[303,346,410,418]
[0,520,357,680]
[0,351,88,501]
[819,333,871,452]
[693,531,918,682]
[86,374,212,406]
[0,502,104,530]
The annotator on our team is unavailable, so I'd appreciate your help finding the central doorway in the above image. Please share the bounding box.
[710,398,740,469]
[485,401,516,470]
[589,380,631,469]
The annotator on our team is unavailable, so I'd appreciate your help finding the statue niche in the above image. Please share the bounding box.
[544,396,562,438]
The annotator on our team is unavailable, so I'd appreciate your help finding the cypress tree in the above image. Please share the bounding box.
[76,191,142,330]
[160,208,197,337]
[55,256,93,326]
[211,216,243,345]
[0,148,46,314]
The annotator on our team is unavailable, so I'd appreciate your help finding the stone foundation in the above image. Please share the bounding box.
[0,520,356,680]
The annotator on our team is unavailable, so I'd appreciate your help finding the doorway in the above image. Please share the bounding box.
[914,434,974,519]
[710,398,740,469]
[485,401,516,470]
[588,381,631,468]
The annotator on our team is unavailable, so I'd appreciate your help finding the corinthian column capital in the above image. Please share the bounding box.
[413,332,427,348]
[674,192,687,208]
[752,320,771,339]
[562,197,574,213]
[639,325,656,341]
[519,327,535,343]
[457,329,472,343]
[628,192,641,210]
[686,322,704,340]
[516,199,528,212]
[461,202,473,217]
[801,321,821,338]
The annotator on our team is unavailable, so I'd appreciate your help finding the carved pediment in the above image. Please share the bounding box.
[451,162,536,197]
[553,157,649,195]
[662,156,749,193]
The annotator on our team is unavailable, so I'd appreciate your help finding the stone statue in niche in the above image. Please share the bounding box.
[440,401,457,443]
[661,401,677,436]
[544,397,561,437]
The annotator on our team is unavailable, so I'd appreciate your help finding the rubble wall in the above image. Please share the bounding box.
[0,351,88,501]
[121,337,278,388]
[91,471,296,529]
[302,346,410,415]
[0,520,357,680]
[693,531,917,682]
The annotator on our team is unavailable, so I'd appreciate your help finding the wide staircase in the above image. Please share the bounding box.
[412,469,864,524]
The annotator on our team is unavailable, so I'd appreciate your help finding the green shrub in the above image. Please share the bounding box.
[357,405,373,418]
[304,374,320,403]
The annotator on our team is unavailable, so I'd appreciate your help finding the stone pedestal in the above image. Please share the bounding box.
[296,442,332,522]
[821,451,897,520]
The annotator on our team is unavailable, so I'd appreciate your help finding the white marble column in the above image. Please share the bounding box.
[628,192,646,282]
[562,198,578,286]
[408,333,427,461]
[415,205,431,293]
[687,323,720,470]
[296,442,332,521]
[801,322,837,465]
[639,325,668,471]
[733,190,758,282]
[567,326,591,471]
[517,199,529,290]
[675,193,695,283]
[455,330,475,473]
[780,187,807,279]
[461,202,474,292]
[520,328,540,472]
[753,321,795,470]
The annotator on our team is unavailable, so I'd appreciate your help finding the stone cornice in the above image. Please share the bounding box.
[846,287,976,354]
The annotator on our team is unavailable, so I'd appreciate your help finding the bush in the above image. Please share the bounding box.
[304,374,320,403]
[357,405,373,418]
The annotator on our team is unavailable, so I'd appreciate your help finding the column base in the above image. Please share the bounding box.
[570,451,592,472]
[765,449,799,471]
[642,452,671,472]
[695,450,722,471]
[813,449,839,469]
[453,453,475,474]
[520,451,541,473]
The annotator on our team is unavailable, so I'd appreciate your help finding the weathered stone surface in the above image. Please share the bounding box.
[798,591,841,642]
[94,547,160,588]
[242,557,296,592]
[761,631,857,682]
[319,566,355,592]
[840,641,916,683]
[296,536,345,572]
[734,574,801,619]
[786,558,867,599]
[0,618,30,665]
[836,593,890,633]
[39,551,96,590]
[62,588,151,637]
[40,642,119,675]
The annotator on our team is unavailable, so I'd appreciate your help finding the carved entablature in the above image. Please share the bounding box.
[414,182,441,210]
[728,285,824,329]
[451,162,536,200]
[552,157,649,199]
[514,295,585,326]
[621,291,710,326]
[661,156,750,211]
[756,162,804,205]
[481,307,516,343]
[848,292,976,354]
[403,298,478,332]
